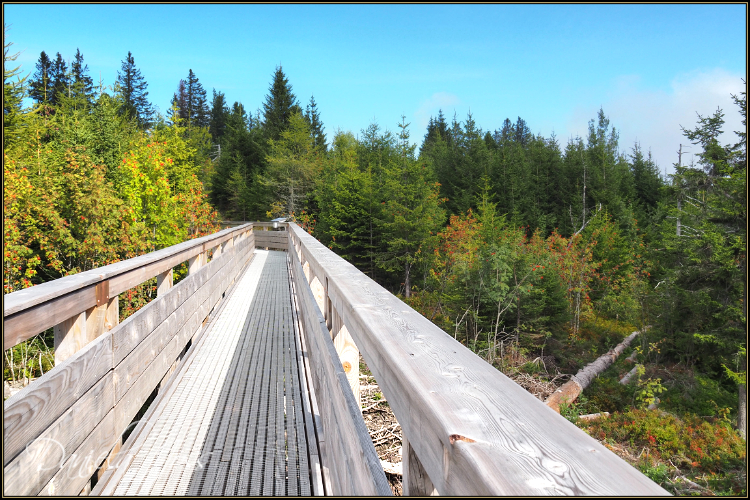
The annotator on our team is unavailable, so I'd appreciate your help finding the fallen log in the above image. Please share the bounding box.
[546,328,647,413]
[619,364,641,385]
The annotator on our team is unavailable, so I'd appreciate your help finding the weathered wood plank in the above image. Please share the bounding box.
[3,371,114,496]
[53,311,87,365]
[402,436,437,496]
[3,330,113,466]
[3,224,251,317]
[38,408,117,496]
[288,222,669,496]
[290,249,390,496]
[3,225,252,351]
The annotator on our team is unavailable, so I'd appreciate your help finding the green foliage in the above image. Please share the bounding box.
[262,66,300,142]
[116,51,153,128]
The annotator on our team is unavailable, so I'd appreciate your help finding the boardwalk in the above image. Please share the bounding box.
[4,223,669,496]
[100,251,317,495]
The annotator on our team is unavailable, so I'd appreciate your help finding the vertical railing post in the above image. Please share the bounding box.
[53,312,86,365]
[329,304,360,408]
[156,269,173,297]
[402,436,438,496]
[188,251,205,275]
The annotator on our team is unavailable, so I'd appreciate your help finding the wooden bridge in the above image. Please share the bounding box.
[4,222,670,496]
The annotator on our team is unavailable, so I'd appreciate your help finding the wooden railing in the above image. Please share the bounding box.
[4,224,255,495]
[286,222,669,496]
[4,222,670,496]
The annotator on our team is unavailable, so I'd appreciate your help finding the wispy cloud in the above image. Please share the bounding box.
[565,68,745,174]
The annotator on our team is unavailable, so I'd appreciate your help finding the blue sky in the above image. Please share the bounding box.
[4,4,746,174]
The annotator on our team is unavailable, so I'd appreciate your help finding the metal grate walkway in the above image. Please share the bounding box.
[109,250,315,495]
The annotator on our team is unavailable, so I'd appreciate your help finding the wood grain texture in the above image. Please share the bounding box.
[331,309,360,408]
[4,329,112,465]
[403,436,438,496]
[53,311,87,364]
[3,225,251,316]
[290,249,391,496]
[3,225,252,351]
[3,371,114,496]
[39,408,117,496]
[287,223,669,496]
[5,284,96,351]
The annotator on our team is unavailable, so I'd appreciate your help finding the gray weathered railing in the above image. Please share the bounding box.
[4,222,670,496]
[286,222,669,496]
[4,224,255,495]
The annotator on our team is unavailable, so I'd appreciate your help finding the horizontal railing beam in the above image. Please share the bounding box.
[287,222,669,496]
[3,224,253,351]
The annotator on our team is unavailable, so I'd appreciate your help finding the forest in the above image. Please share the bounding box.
[3,28,746,494]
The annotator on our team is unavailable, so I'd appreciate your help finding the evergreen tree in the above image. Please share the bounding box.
[262,66,300,141]
[169,79,188,124]
[209,88,229,143]
[70,48,94,105]
[28,51,53,105]
[3,25,27,148]
[185,69,209,130]
[49,52,69,106]
[116,51,153,128]
[304,94,326,151]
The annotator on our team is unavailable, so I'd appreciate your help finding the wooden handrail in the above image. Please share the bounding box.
[3,224,253,351]
[287,222,669,496]
[4,225,255,496]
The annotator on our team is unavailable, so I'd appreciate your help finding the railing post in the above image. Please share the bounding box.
[329,304,360,408]
[156,269,173,297]
[53,311,86,365]
[402,436,438,496]
[188,251,205,275]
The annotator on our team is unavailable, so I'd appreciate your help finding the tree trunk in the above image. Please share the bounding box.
[739,354,746,440]
[546,328,645,413]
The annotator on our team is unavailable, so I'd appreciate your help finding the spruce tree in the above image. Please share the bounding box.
[28,50,53,105]
[185,69,209,130]
[70,48,94,105]
[116,51,153,128]
[49,52,69,105]
[262,66,300,141]
[304,94,326,151]
[170,79,188,124]
[3,25,27,148]
[209,88,229,143]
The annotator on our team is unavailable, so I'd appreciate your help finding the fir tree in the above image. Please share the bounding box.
[116,51,153,128]
[3,25,28,148]
[262,66,300,141]
[28,50,53,105]
[209,88,229,143]
[304,94,326,151]
[49,52,69,105]
[70,48,94,105]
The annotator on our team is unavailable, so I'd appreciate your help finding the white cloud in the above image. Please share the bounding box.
[565,68,745,175]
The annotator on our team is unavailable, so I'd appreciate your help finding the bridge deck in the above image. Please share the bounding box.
[101,250,318,496]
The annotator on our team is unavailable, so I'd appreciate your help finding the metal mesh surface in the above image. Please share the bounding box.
[111,250,313,496]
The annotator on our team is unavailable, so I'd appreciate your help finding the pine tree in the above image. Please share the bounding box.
[169,79,188,124]
[304,94,326,151]
[28,51,53,105]
[262,66,300,141]
[185,69,209,130]
[49,52,69,106]
[209,88,229,143]
[116,51,153,128]
[3,25,28,148]
[70,48,94,105]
